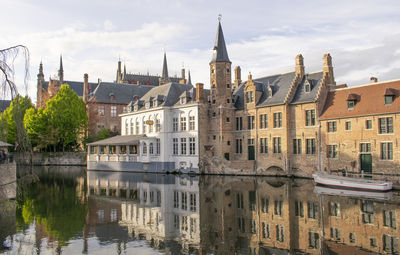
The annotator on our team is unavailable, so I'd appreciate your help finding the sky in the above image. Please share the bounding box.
[2,0,400,103]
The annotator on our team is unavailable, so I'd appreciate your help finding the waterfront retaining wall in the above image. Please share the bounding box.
[15,152,86,166]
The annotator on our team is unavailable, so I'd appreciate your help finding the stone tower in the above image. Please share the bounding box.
[159,52,170,85]
[209,20,234,161]
[37,61,45,107]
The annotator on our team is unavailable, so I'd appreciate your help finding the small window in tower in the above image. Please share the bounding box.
[227,84,230,88]
[226,117,230,123]
[212,99,216,104]
[227,99,230,103]
[227,68,230,73]
[212,112,216,117]
[212,84,216,89]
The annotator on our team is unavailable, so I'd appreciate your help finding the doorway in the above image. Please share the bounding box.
[360,154,372,174]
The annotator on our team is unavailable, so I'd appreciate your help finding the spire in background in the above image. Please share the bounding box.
[58,55,64,82]
[188,70,192,85]
[210,18,230,63]
[162,52,169,80]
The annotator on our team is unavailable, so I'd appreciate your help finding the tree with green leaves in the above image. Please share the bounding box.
[24,84,88,151]
[0,95,33,149]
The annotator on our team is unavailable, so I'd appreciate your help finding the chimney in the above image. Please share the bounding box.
[83,73,88,102]
[234,66,241,85]
[370,77,378,83]
[196,83,204,102]
[323,53,335,85]
[295,54,304,76]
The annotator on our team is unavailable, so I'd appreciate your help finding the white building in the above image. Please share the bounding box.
[87,82,207,173]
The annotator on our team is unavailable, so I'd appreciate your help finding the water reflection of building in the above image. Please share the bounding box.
[200,176,400,255]
[87,171,200,254]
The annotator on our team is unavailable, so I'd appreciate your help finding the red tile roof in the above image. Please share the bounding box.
[320,79,400,120]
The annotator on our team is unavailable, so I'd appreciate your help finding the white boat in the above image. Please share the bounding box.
[312,172,393,191]
[314,185,393,200]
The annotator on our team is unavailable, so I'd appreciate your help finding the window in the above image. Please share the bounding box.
[190,218,197,234]
[226,83,230,88]
[330,228,340,240]
[181,192,187,210]
[261,197,269,213]
[305,110,315,126]
[180,116,187,131]
[309,232,320,249]
[174,191,179,208]
[262,223,270,238]
[379,117,393,134]
[381,142,393,160]
[156,139,160,155]
[249,191,256,211]
[307,202,318,219]
[361,200,374,224]
[385,95,394,105]
[181,216,188,231]
[295,201,304,217]
[149,119,153,133]
[236,193,244,209]
[250,220,257,233]
[293,139,302,154]
[329,202,340,216]
[236,117,243,130]
[130,119,134,134]
[189,116,195,130]
[142,119,146,134]
[248,115,255,130]
[345,121,351,130]
[235,139,242,154]
[273,137,281,153]
[370,238,377,247]
[273,112,282,128]
[348,100,355,109]
[189,138,196,155]
[327,121,337,132]
[274,200,283,216]
[181,138,187,155]
[246,91,254,103]
[260,138,268,153]
[349,233,356,243]
[155,118,161,132]
[360,143,371,153]
[173,117,178,132]
[305,83,311,93]
[135,119,139,134]
[190,193,197,212]
[328,145,338,158]
[237,217,245,233]
[173,138,178,155]
[98,105,105,116]
[276,225,285,242]
[111,106,117,117]
[226,117,230,123]
[142,143,147,155]
[306,139,316,155]
[125,120,129,135]
[383,235,399,254]
[383,210,396,228]
[366,119,372,129]
[260,114,267,129]
[149,143,154,154]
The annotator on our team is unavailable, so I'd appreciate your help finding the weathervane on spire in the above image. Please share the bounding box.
[218,14,222,22]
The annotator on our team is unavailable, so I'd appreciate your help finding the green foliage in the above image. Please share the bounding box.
[96,127,112,141]
[0,95,33,148]
[24,84,88,151]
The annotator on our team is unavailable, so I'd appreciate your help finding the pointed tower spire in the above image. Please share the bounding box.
[38,61,44,76]
[162,52,169,80]
[123,64,127,81]
[210,20,230,63]
[188,70,192,85]
[58,55,64,82]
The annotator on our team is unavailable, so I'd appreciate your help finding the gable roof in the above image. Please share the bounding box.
[320,79,400,120]
[41,80,98,97]
[290,71,324,104]
[122,73,181,86]
[137,82,194,109]
[91,82,153,104]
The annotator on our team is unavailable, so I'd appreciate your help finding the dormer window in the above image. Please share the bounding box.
[109,93,115,100]
[384,88,396,105]
[134,105,139,111]
[385,95,394,105]
[145,102,151,109]
[245,91,254,103]
[348,100,355,109]
[180,97,186,104]
[304,83,310,93]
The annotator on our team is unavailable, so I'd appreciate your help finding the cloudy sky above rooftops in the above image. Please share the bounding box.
[2,0,400,102]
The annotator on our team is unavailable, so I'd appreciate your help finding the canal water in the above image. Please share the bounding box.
[1,165,400,254]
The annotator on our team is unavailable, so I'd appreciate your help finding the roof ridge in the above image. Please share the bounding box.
[334,78,400,91]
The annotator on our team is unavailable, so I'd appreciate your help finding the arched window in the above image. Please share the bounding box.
[149,143,154,154]
[142,142,147,155]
